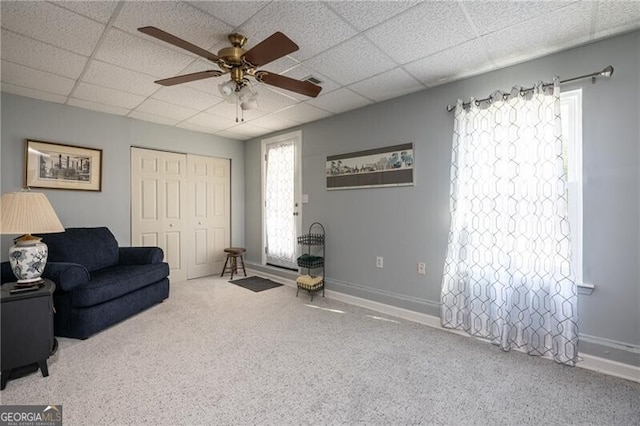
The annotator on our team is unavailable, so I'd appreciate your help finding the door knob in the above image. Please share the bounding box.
[293,212,299,216]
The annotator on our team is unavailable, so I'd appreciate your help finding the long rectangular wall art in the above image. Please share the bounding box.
[326,143,414,190]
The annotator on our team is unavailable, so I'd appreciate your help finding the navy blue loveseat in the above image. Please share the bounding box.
[1,227,170,339]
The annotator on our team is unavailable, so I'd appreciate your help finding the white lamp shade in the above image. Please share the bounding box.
[0,191,64,235]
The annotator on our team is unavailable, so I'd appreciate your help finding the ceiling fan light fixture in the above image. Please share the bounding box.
[239,83,259,111]
[218,80,236,100]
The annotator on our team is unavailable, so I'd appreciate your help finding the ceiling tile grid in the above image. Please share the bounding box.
[114,1,232,51]
[1,29,89,80]
[94,29,195,77]
[50,1,121,24]
[72,82,146,109]
[364,1,477,64]
[1,1,640,140]
[1,60,76,95]
[349,68,425,102]
[0,82,68,105]
[237,1,357,61]
[81,60,161,97]
[67,97,130,116]
[305,88,373,114]
[1,1,106,56]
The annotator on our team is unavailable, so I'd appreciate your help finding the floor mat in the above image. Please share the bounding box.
[229,276,284,292]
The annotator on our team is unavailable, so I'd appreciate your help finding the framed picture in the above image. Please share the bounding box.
[326,143,414,190]
[25,139,102,191]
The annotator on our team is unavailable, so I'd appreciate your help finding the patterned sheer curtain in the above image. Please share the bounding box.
[265,140,296,268]
[441,78,579,366]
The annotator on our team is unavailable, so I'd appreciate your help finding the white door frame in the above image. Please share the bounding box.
[261,130,302,267]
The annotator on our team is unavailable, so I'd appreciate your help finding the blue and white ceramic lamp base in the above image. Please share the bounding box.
[8,237,48,283]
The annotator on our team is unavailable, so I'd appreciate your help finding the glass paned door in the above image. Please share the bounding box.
[263,132,301,270]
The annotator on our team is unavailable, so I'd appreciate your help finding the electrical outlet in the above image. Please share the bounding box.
[418,262,426,275]
[376,256,383,268]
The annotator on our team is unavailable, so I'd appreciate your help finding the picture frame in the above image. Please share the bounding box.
[326,143,414,190]
[25,139,103,192]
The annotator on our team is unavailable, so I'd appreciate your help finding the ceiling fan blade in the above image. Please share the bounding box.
[257,72,322,98]
[138,26,219,63]
[243,32,299,67]
[155,70,223,86]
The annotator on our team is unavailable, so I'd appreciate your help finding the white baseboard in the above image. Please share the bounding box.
[578,354,640,383]
[247,268,640,383]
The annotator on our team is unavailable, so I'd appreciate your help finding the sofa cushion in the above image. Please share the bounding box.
[71,263,170,308]
[41,227,119,272]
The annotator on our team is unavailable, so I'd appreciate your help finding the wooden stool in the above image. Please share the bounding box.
[220,247,246,280]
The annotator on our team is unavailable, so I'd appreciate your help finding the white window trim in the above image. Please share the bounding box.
[561,89,588,290]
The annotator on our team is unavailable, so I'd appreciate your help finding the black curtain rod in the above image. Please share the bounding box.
[446,65,614,112]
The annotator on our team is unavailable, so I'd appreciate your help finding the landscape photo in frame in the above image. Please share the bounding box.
[326,143,414,190]
[25,139,102,191]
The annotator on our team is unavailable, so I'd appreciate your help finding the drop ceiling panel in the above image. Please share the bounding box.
[1,30,88,79]
[212,129,246,140]
[328,1,421,31]
[50,1,120,24]
[115,1,232,50]
[365,1,476,64]
[595,1,640,35]
[82,60,160,97]
[1,60,75,95]
[95,29,195,77]
[306,88,373,114]
[185,112,237,131]
[283,64,341,94]
[1,82,67,104]
[135,98,200,121]
[482,2,594,69]
[129,110,180,127]
[305,36,396,86]
[0,1,106,56]
[153,86,223,111]
[245,115,300,131]
[187,1,270,28]
[220,123,272,138]
[404,38,493,87]
[349,68,425,102]
[252,87,299,112]
[67,98,130,116]
[238,2,357,61]
[176,121,219,135]
[273,103,332,124]
[73,82,146,109]
[462,1,572,37]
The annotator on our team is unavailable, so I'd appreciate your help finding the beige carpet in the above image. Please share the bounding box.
[1,276,638,425]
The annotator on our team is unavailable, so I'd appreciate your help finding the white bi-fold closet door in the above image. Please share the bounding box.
[131,147,230,282]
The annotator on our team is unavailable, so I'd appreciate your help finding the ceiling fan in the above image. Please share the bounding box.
[137,26,323,104]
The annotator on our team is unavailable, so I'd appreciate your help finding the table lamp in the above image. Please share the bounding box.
[0,190,64,285]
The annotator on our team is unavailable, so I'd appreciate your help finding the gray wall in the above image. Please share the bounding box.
[245,31,640,363]
[1,93,245,255]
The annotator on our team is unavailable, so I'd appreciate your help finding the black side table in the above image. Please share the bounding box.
[1,279,57,390]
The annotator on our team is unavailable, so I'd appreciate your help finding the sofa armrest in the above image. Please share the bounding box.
[42,262,90,292]
[118,247,164,265]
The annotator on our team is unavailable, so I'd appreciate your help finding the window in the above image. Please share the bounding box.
[560,89,583,285]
